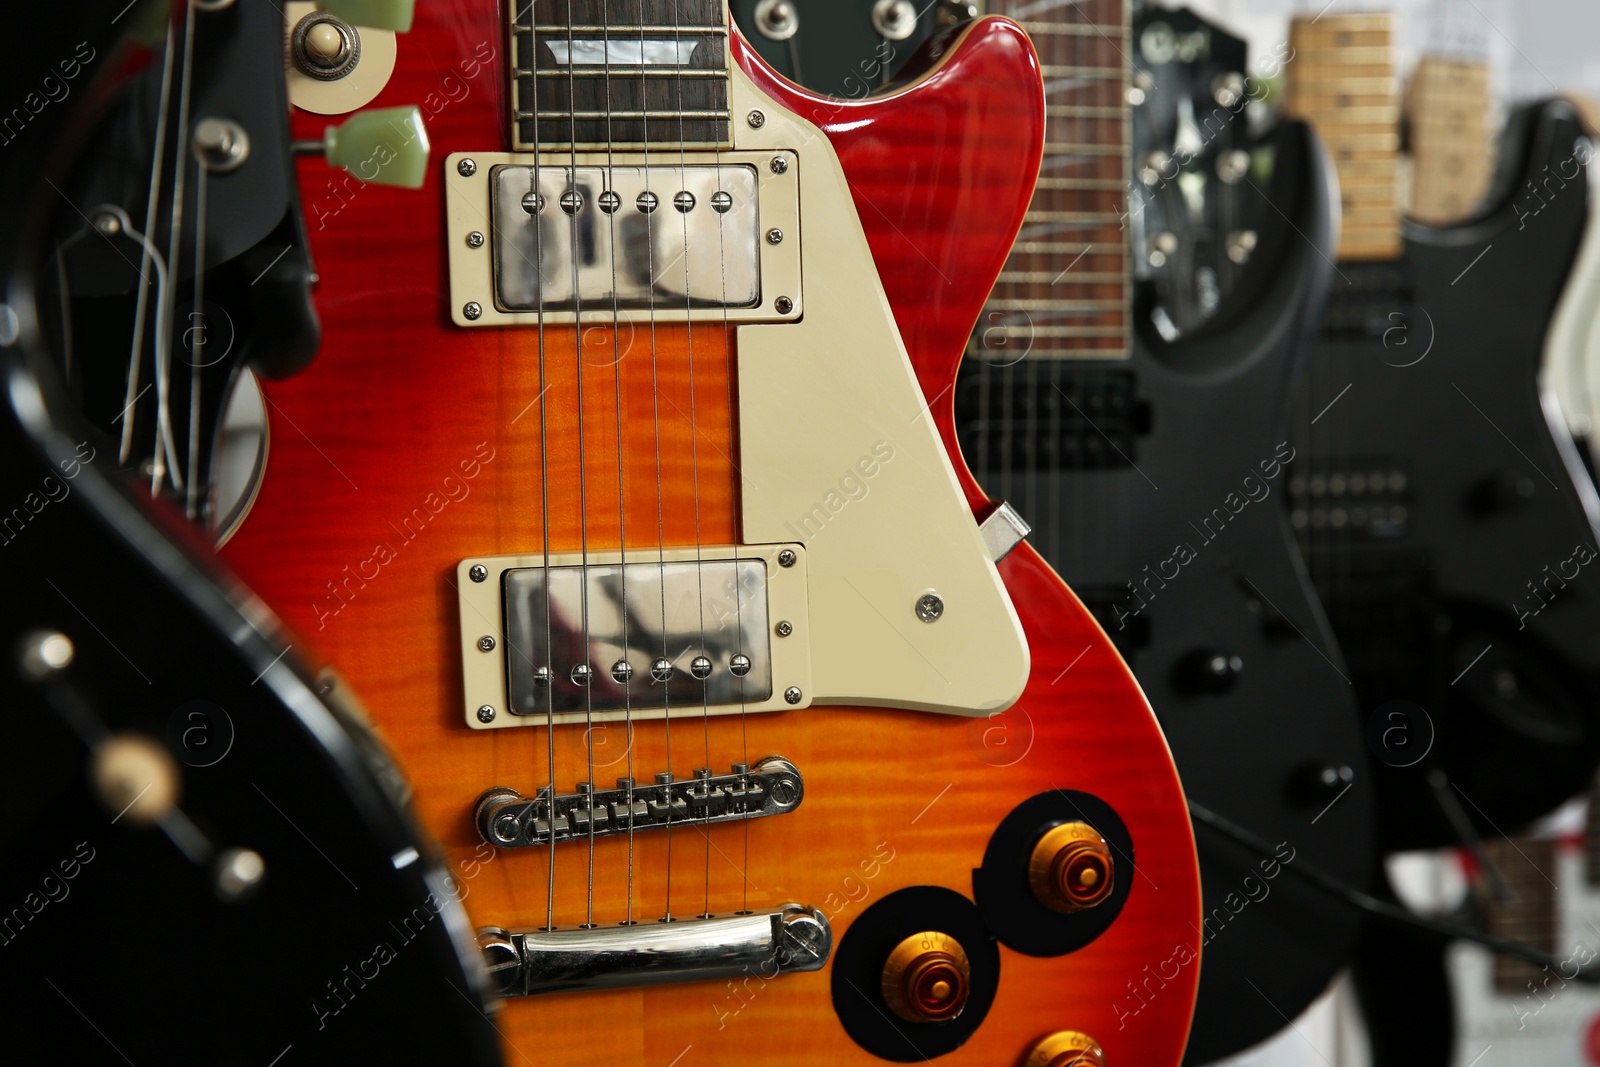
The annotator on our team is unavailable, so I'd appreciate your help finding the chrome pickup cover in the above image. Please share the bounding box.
[503,557,771,715]
[475,756,802,848]
[492,164,759,311]
[458,545,811,728]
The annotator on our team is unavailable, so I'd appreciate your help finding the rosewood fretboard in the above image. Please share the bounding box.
[511,0,732,149]
[977,0,1131,361]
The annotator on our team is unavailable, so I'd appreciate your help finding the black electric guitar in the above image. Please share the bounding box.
[1,3,500,1062]
[1286,12,1600,855]
[956,5,1373,1063]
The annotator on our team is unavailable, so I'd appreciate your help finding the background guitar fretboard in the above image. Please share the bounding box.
[511,0,732,149]
[977,0,1131,361]
[1407,55,1493,225]
[1285,12,1401,261]
[1483,835,1558,995]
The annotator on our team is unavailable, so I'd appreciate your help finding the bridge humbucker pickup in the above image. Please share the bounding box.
[475,756,804,848]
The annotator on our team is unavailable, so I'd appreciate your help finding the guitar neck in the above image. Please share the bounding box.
[510,0,733,149]
[1408,55,1493,225]
[1484,835,1559,995]
[1285,12,1401,261]
[982,0,1131,361]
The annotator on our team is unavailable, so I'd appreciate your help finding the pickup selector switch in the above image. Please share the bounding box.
[881,931,971,1023]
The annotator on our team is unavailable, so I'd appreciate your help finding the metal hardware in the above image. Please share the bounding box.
[463,301,483,320]
[774,296,793,314]
[777,549,796,568]
[598,190,621,213]
[978,502,1031,562]
[466,231,486,249]
[753,0,799,41]
[291,12,361,81]
[214,848,265,901]
[1226,229,1258,265]
[475,756,804,848]
[775,620,793,637]
[469,564,489,582]
[521,191,545,214]
[458,158,477,177]
[477,903,830,997]
[478,705,496,723]
[766,227,784,245]
[730,654,752,677]
[747,109,766,129]
[18,630,75,680]
[1216,149,1251,185]
[915,593,945,623]
[498,558,772,716]
[872,0,918,40]
[531,666,552,687]
[478,635,496,652]
[193,117,250,172]
[770,155,789,175]
[1212,71,1246,109]
[489,165,761,311]
[710,190,733,213]
[610,660,634,684]
[784,686,802,704]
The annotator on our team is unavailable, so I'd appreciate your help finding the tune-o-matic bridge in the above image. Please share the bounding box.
[475,756,803,848]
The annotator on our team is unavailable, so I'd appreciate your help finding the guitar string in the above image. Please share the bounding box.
[637,0,677,925]
[562,0,600,932]
[515,0,560,935]
[121,19,177,467]
[669,0,717,921]
[187,163,207,522]
[598,0,639,928]
[704,5,750,917]
[156,0,203,497]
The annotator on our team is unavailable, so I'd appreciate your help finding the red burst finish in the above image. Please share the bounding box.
[222,7,1198,1064]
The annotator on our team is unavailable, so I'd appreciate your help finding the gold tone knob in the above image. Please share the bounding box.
[880,930,971,1023]
[1029,822,1115,913]
[1024,1030,1105,1067]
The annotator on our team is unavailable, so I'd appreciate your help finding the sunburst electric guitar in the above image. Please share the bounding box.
[219,1,1201,1063]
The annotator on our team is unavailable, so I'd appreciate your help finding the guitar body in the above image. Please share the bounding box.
[225,6,1200,1065]
[1291,100,1600,853]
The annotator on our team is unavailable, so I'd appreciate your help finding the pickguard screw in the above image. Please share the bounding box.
[766,228,783,245]
[770,156,788,174]
[775,620,793,637]
[784,686,802,704]
[747,109,766,128]
[457,158,477,177]
[915,593,945,622]
[466,231,485,248]
[774,296,794,314]
[778,549,796,567]
[469,564,488,582]
[478,635,496,652]
[477,705,496,723]
[464,301,483,320]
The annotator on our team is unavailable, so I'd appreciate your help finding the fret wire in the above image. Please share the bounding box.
[534,24,728,34]
[531,69,727,77]
[522,109,732,119]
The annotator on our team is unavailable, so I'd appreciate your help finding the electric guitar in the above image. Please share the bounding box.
[2,1,501,1061]
[218,1,1203,1063]
[927,2,1371,1061]
[1285,12,1600,854]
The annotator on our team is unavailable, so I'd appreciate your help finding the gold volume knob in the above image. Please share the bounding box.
[880,930,971,1023]
[1024,1030,1105,1067]
[1029,822,1115,913]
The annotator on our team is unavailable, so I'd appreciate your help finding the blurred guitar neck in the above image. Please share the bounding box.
[1408,55,1494,225]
